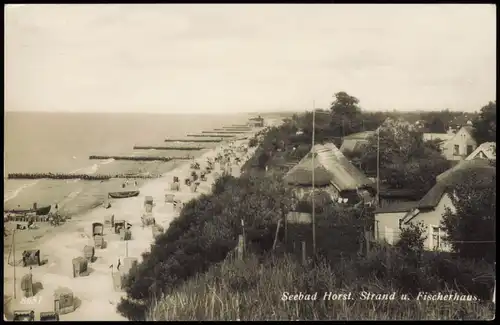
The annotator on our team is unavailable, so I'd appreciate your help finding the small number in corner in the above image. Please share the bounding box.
[20,296,42,304]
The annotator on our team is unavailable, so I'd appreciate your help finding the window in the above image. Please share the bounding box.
[453,145,460,156]
[431,226,447,251]
[467,145,474,155]
[432,226,441,250]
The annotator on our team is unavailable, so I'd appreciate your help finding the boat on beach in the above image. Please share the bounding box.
[108,191,140,199]
[4,205,52,215]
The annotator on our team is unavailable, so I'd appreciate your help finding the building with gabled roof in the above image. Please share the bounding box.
[466,142,496,160]
[284,143,375,205]
[439,125,478,161]
[374,159,495,251]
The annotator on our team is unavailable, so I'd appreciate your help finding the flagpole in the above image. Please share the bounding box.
[312,101,316,257]
[376,127,380,206]
[13,230,16,299]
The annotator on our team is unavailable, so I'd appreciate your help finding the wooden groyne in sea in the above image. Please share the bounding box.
[89,155,191,162]
[133,146,205,151]
[202,131,247,134]
[214,128,251,132]
[164,138,223,143]
[7,173,159,180]
[187,134,235,138]
[222,127,251,130]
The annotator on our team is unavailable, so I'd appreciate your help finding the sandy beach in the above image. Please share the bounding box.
[3,134,258,321]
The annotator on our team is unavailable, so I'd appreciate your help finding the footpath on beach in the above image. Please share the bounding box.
[3,136,258,321]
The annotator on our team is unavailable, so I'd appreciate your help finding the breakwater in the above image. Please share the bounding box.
[214,128,251,132]
[88,155,191,162]
[202,131,247,134]
[132,146,204,151]
[222,127,251,130]
[7,173,160,180]
[187,134,235,138]
[164,138,223,143]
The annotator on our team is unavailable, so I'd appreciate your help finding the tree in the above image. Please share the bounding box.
[329,92,363,137]
[396,221,428,267]
[427,116,446,133]
[118,174,294,320]
[257,151,270,169]
[441,170,496,262]
[473,101,496,144]
[359,120,451,193]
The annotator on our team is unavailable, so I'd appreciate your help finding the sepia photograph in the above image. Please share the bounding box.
[3,3,496,321]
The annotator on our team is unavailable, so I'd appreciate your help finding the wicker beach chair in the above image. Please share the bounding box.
[120,228,132,241]
[92,222,104,237]
[114,220,126,234]
[94,235,104,249]
[40,312,60,321]
[13,310,35,321]
[22,250,41,267]
[72,257,88,278]
[165,194,175,203]
[141,213,155,226]
[83,245,95,262]
[54,287,75,315]
[104,214,115,227]
[170,182,180,191]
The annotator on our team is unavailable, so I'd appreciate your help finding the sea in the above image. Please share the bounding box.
[4,111,252,216]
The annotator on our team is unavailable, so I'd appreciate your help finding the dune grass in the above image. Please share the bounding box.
[148,252,495,321]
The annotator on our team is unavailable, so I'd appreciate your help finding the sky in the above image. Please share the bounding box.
[4,4,496,114]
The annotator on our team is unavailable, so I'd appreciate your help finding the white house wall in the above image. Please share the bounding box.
[293,186,340,202]
[442,128,477,161]
[374,194,456,252]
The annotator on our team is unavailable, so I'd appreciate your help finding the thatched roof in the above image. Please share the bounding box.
[340,131,374,153]
[342,131,375,140]
[418,160,495,209]
[375,201,418,214]
[466,142,496,160]
[340,139,369,153]
[284,143,374,191]
[436,158,494,182]
[379,188,424,200]
[284,150,333,187]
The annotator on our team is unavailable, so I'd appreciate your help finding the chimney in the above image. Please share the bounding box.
[33,202,37,210]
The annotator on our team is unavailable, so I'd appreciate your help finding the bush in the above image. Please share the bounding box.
[395,221,427,267]
[248,137,258,147]
[117,174,294,320]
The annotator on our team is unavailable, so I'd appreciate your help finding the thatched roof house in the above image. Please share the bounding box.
[436,158,494,183]
[410,159,495,212]
[375,160,495,251]
[340,131,375,154]
[284,143,375,194]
